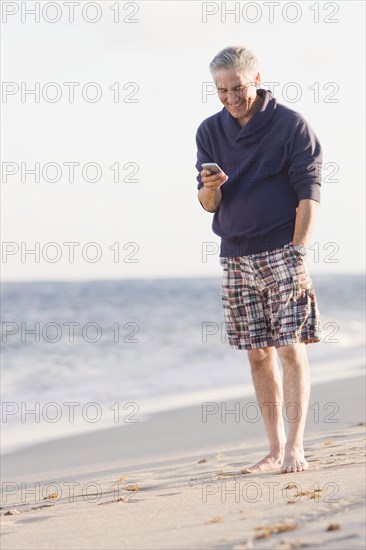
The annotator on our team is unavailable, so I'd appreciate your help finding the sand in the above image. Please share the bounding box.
[1,375,365,550]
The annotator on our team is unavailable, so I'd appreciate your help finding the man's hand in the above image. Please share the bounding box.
[197,168,228,213]
[201,168,228,189]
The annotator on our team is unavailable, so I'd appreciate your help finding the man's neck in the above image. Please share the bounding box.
[238,94,263,127]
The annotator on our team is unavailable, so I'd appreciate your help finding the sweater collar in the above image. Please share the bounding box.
[221,88,277,145]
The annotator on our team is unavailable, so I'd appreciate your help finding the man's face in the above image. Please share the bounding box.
[215,68,260,120]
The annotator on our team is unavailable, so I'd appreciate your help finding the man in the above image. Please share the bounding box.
[195,46,322,474]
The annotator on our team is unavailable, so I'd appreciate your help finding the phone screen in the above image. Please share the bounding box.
[201,163,222,174]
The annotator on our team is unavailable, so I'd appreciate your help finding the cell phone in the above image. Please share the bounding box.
[201,162,223,174]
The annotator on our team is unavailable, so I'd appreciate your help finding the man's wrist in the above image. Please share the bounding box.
[204,185,221,192]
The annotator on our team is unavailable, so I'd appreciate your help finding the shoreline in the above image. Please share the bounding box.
[2,352,364,458]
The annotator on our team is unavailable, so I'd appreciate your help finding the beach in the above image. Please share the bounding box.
[1,374,365,550]
[2,1,366,547]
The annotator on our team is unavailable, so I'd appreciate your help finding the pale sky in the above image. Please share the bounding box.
[1,0,365,281]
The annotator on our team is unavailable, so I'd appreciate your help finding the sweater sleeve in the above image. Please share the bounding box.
[195,124,214,190]
[286,118,323,203]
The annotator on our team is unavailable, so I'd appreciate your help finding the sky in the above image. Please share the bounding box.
[1,0,365,281]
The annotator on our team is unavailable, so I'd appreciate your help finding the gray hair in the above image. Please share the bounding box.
[209,46,259,81]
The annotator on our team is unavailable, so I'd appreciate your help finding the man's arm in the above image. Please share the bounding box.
[197,186,223,213]
[197,168,227,212]
[291,199,320,247]
[195,125,227,212]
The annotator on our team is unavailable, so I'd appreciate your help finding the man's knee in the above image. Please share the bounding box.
[247,346,275,368]
[277,342,305,364]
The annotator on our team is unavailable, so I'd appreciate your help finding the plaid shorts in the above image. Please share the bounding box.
[220,243,321,350]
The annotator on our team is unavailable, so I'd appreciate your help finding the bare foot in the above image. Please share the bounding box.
[241,453,283,474]
[281,447,309,474]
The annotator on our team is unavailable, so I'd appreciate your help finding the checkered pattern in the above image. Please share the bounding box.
[220,244,321,350]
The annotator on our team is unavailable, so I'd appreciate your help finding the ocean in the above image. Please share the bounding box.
[1,275,365,453]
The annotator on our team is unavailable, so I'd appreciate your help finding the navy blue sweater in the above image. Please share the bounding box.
[195,88,322,257]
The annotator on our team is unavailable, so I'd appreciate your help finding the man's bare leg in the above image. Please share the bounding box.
[242,347,286,474]
[277,342,311,473]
